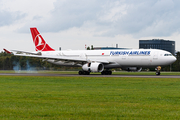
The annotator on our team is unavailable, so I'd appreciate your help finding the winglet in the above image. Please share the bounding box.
[3,48,12,54]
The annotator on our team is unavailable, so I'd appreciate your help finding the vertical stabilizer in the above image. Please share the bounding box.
[30,28,55,51]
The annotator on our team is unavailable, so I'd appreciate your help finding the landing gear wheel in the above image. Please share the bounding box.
[101,71,105,75]
[84,71,90,75]
[156,71,160,75]
[79,71,90,75]
[101,70,112,75]
[79,71,83,75]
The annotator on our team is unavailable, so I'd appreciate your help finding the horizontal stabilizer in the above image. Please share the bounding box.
[12,50,42,55]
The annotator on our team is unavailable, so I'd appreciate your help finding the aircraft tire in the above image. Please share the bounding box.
[156,71,160,75]
[85,71,90,75]
[101,71,105,75]
[79,71,90,75]
[82,71,86,75]
[79,71,83,75]
[101,71,112,75]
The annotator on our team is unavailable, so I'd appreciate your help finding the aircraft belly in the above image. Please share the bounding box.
[151,58,172,66]
[114,56,150,66]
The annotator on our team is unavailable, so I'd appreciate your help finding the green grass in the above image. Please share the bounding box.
[0,76,180,119]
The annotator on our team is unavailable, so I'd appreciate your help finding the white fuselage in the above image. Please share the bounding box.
[40,49,176,69]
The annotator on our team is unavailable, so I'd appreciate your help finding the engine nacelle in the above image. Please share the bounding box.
[126,67,142,72]
[82,63,104,72]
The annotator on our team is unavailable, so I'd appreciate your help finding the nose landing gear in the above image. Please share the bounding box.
[156,66,161,75]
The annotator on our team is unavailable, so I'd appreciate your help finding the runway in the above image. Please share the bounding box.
[0,73,180,78]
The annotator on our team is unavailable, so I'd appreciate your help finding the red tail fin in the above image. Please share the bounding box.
[30,28,55,51]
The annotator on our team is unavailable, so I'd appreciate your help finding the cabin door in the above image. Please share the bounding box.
[153,51,158,60]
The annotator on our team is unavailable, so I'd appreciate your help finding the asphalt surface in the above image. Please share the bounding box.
[0,73,180,78]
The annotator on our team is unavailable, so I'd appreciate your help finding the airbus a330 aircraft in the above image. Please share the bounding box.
[4,28,176,75]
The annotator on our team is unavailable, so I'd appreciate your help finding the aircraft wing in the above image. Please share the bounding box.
[4,49,110,64]
[14,53,110,64]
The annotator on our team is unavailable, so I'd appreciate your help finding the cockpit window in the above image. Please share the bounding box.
[164,54,172,56]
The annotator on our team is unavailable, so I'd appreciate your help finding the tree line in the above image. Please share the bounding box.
[0,51,180,71]
[0,52,80,71]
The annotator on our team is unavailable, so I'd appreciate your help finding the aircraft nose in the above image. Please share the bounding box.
[171,56,177,63]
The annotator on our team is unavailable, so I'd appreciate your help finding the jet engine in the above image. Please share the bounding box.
[125,67,142,72]
[82,63,104,72]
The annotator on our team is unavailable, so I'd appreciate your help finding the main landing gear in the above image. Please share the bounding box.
[78,70,112,75]
[156,66,161,75]
[78,70,90,75]
[101,70,112,75]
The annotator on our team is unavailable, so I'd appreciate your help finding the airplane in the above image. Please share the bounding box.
[4,27,177,75]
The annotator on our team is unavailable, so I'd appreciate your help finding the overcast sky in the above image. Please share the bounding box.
[0,0,180,51]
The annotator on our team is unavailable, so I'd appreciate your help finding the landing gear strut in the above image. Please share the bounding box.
[156,66,161,75]
[101,70,112,75]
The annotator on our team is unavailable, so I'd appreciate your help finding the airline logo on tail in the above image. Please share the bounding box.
[30,28,55,51]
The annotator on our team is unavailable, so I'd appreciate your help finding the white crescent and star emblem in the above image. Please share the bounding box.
[34,34,46,51]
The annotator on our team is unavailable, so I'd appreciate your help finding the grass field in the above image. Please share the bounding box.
[0,76,180,119]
